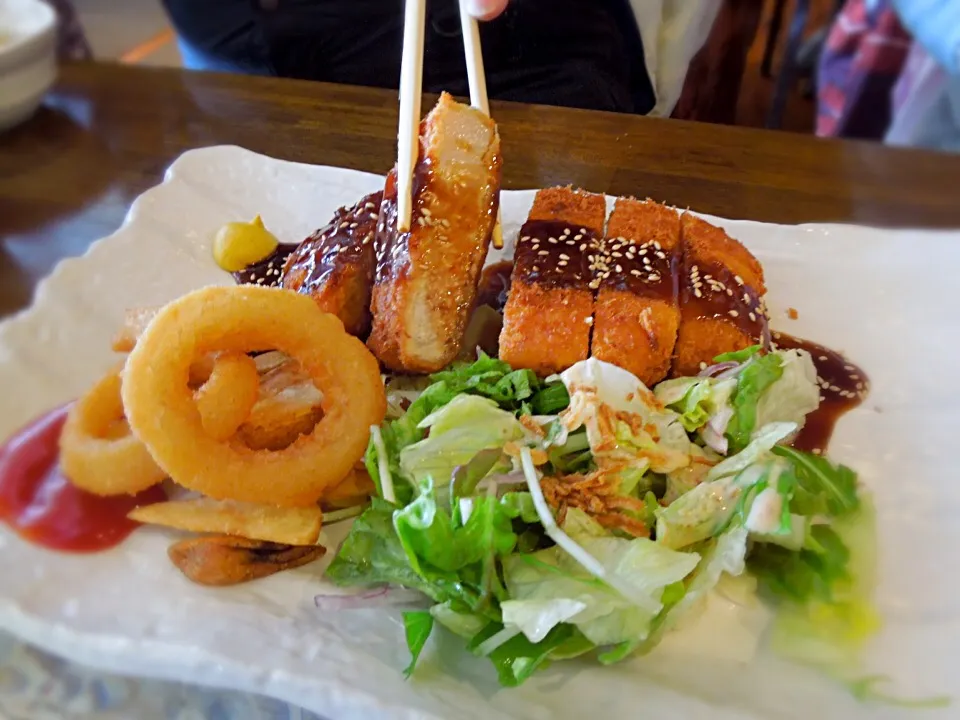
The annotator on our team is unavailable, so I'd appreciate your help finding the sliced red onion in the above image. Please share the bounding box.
[701,406,734,454]
[476,472,527,494]
[314,586,431,611]
[698,361,739,378]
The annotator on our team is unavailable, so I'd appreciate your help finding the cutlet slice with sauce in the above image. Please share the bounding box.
[673,213,769,376]
[367,93,502,373]
[281,191,382,338]
[499,187,606,376]
[591,198,681,387]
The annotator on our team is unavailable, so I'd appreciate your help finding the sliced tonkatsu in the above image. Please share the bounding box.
[367,93,502,373]
[281,190,382,338]
[673,213,768,377]
[499,187,606,376]
[590,198,681,387]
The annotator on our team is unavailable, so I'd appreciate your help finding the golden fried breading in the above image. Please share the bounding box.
[368,93,501,373]
[281,191,382,337]
[591,198,681,387]
[499,187,606,376]
[673,213,768,377]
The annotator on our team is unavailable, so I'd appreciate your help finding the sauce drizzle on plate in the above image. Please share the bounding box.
[774,332,870,453]
[0,405,166,552]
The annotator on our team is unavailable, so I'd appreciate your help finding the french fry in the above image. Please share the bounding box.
[129,498,323,545]
[322,467,376,509]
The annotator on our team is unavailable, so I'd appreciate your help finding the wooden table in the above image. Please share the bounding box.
[3,62,960,318]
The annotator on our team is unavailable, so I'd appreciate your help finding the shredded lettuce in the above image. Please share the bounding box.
[330,351,887,694]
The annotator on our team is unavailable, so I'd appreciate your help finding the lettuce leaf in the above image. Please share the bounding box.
[501,528,700,646]
[560,359,692,481]
[468,622,578,687]
[754,350,820,431]
[400,395,523,485]
[402,611,434,677]
[726,354,784,453]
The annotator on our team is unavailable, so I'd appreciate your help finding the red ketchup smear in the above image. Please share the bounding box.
[0,404,166,552]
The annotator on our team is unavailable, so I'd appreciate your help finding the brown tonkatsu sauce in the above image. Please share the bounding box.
[477,260,513,313]
[680,260,769,340]
[774,331,870,452]
[231,244,297,287]
[515,219,600,288]
[595,234,679,302]
[282,190,382,293]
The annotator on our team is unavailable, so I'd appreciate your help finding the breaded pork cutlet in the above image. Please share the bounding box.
[673,213,768,376]
[367,93,501,373]
[499,187,606,376]
[281,191,382,338]
[591,199,681,387]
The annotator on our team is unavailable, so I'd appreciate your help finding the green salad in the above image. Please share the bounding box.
[325,346,879,688]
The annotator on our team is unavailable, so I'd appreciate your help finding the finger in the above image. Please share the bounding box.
[464,0,509,21]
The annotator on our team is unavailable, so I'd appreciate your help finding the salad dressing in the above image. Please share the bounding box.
[774,332,869,452]
[0,405,166,552]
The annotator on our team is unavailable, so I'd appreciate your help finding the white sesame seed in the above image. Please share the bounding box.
[349,222,359,229]
[584,317,593,325]
[653,241,661,250]
[638,249,647,256]
[615,264,623,272]
[549,237,558,244]
[521,235,530,242]
[734,275,744,285]
[558,260,568,267]
[699,362,707,370]
[421,208,432,217]
[648,273,660,282]
[729,310,739,318]
[725,289,733,296]
[580,228,587,234]
[630,269,642,277]
[574,234,583,241]
[579,243,587,251]
[538,250,549,256]
[694,288,702,298]
[563,227,571,236]
[749,312,756,321]
[558,253,570,260]
[819,355,828,361]
[656,252,666,260]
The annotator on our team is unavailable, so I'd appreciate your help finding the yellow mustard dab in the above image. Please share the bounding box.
[213,215,279,272]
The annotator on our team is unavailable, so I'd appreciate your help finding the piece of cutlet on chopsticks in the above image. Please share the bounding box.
[499,187,606,376]
[673,213,768,377]
[590,198,681,387]
[281,191,383,338]
[367,93,502,373]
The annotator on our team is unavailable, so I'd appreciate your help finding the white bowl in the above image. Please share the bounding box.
[0,0,57,132]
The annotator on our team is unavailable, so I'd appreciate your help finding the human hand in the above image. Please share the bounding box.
[464,0,509,21]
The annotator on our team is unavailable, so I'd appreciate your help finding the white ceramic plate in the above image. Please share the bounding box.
[1,146,958,720]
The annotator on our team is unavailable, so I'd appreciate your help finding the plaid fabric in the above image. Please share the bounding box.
[816,0,911,138]
[43,0,92,61]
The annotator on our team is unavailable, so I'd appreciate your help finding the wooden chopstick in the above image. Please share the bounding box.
[397,0,427,233]
[397,0,503,248]
[458,2,503,248]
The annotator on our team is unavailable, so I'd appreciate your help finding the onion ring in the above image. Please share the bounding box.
[194,353,260,441]
[59,364,167,496]
[122,285,386,507]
